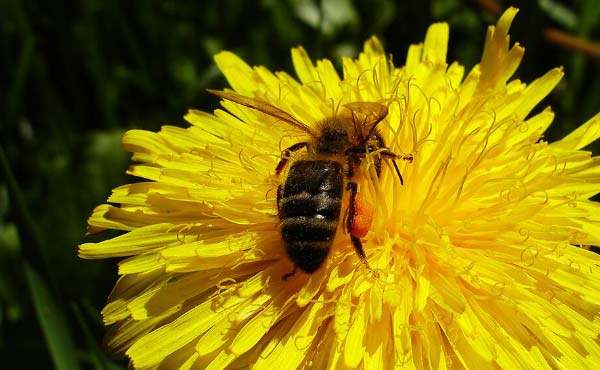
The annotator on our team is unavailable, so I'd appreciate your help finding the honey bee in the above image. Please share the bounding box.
[208,89,411,278]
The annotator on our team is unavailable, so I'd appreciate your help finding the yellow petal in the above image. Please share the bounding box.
[553,112,600,150]
[343,295,366,367]
[291,46,318,85]
[80,223,178,258]
[127,294,244,368]
[422,22,449,65]
[477,6,524,94]
[214,51,257,95]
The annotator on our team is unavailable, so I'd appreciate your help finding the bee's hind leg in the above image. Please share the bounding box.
[346,182,376,275]
[282,265,297,280]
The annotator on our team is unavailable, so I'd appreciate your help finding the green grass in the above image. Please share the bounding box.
[1,0,599,368]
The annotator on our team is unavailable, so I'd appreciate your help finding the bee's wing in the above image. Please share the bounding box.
[208,89,314,136]
[343,102,389,139]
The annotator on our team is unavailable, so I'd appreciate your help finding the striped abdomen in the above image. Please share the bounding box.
[278,160,343,273]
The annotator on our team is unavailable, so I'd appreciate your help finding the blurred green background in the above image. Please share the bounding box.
[1,0,599,368]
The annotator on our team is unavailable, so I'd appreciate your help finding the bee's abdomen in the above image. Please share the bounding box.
[279,160,343,273]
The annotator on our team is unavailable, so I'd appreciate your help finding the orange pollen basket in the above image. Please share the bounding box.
[351,194,375,238]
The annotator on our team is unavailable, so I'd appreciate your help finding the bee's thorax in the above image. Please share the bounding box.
[316,127,351,154]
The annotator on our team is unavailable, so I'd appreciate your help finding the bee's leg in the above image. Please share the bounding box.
[282,265,297,280]
[380,149,413,163]
[381,149,413,163]
[346,182,372,271]
[380,150,413,186]
[275,142,309,174]
[390,158,404,185]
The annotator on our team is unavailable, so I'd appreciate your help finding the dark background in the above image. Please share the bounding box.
[1,1,599,369]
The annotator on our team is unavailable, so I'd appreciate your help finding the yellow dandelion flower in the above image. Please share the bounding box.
[80,7,600,369]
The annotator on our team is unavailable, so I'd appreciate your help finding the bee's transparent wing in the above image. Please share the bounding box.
[343,102,388,139]
[208,89,314,136]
